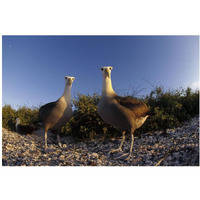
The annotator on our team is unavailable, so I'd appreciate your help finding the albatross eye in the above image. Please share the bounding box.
[101,68,103,71]
[109,67,112,70]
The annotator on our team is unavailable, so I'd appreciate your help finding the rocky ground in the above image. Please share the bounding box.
[2,116,199,166]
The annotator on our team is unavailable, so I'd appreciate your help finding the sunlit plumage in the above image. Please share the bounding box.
[98,66,149,160]
[36,76,75,152]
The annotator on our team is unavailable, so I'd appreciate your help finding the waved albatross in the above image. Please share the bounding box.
[16,118,36,134]
[98,66,149,160]
[37,76,75,152]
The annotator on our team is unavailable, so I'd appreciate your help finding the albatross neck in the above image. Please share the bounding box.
[62,84,72,103]
[102,76,115,97]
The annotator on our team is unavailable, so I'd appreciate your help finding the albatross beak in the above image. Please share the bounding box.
[105,68,110,78]
[68,78,73,86]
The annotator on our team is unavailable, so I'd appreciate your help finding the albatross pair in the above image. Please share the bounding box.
[36,67,149,159]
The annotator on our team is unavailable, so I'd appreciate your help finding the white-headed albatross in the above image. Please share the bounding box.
[16,118,36,134]
[38,76,75,152]
[98,66,149,160]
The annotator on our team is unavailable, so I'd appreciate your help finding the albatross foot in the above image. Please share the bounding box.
[114,153,132,160]
[58,143,68,151]
[109,148,122,155]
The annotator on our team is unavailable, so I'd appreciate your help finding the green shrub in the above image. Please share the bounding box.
[2,105,16,131]
[16,106,39,126]
[2,87,199,140]
[139,87,199,133]
[61,93,120,141]
[2,105,39,131]
[63,87,199,139]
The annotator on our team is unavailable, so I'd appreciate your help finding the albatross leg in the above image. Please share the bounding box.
[115,130,135,160]
[57,133,62,148]
[44,128,55,153]
[109,131,126,154]
[125,132,134,160]
[44,130,48,152]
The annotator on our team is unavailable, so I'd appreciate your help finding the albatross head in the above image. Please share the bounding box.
[100,66,113,78]
[65,76,75,86]
[16,118,20,125]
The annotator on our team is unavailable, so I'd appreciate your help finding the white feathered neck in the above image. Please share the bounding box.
[102,76,115,97]
[61,84,72,104]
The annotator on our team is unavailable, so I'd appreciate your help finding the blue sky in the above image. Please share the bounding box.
[2,36,199,108]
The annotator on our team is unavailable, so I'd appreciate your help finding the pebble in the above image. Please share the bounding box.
[2,116,199,166]
[90,153,99,159]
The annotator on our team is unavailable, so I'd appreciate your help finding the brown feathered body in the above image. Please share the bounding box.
[35,76,75,152]
[98,94,149,132]
[16,124,36,134]
[98,66,149,159]
[39,97,73,132]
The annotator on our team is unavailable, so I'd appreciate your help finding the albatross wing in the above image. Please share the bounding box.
[114,96,150,118]
[39,101,58,121]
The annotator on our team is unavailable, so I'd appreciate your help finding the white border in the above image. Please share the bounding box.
[1,1,199,200]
